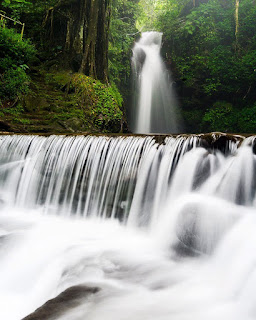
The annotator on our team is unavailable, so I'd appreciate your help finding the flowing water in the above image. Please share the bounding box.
[1,134,256,319]
[131,32,182,134]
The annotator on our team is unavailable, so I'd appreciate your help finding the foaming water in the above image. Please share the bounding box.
[131,32,182,134]
[0,134,256,320]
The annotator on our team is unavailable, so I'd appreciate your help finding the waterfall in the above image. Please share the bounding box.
[1,133,256,320]
[0,135,198,220]
[131,32,182,134]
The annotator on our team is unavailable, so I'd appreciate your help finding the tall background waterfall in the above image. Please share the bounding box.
[131,32,182,134]
[1,134,256,320]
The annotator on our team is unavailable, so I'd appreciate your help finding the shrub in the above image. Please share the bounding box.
[237,104,256,133]
[0,27,36,101]
[202,101,238,133]
[0,67,30,99]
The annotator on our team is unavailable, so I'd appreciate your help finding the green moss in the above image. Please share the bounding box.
[2,103,24,116]
[1,103,31,126]
[45,71,72,89]
[15,118,31,125]
[1,68,124,134]
[71,73,123,132]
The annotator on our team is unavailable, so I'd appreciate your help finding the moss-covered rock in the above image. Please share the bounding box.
[70,73,123,132]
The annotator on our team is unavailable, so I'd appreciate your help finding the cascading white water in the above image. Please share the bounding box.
[1,134,256,320]
[131,32,182,134]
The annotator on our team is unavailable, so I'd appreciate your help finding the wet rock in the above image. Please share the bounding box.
[153,135,167,145]
[58,118,87,133]
[135,48,146,66]
[23,95,48,113]
[22,285,100,320]
[244,136,256,154]
[174,199,240,256]
[200,132,244,154]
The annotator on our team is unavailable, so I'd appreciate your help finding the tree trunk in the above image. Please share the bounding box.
[45,0,111,83]
[235,0,239,47]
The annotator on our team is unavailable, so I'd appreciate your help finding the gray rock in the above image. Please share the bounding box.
[22,285,100,320]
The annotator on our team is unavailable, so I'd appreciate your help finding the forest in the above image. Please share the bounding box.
[0,0,256,134]
[1,3,256,319]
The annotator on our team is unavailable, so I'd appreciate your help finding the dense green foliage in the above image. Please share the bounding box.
[202,101,236,132]
[1,0,57,19]
[0,26,35,102]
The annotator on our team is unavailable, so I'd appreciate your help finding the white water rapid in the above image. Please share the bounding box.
[131,32,182,134]
[1,134,256,320]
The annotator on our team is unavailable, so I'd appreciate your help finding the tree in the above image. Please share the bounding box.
[1,0,112,82]
[42,0,111,82]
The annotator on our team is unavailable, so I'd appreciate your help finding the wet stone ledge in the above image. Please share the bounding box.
[0,131,254,153]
